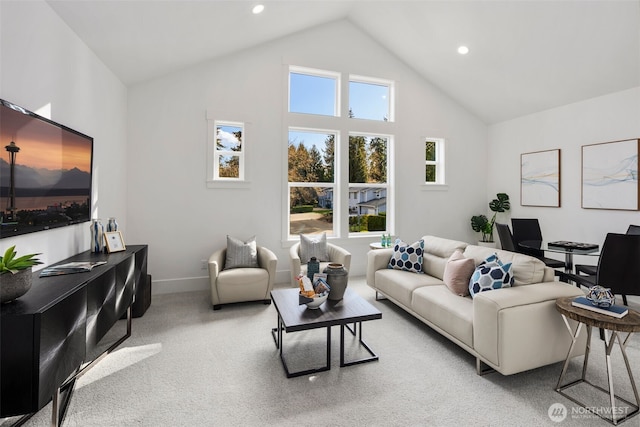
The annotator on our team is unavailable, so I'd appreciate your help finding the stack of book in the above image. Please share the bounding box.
[571,296,628,318]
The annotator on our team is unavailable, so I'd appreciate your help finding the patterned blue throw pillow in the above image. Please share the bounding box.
[388,239,424,274]
[468,253,514,298]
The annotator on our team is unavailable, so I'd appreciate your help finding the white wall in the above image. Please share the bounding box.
[127,20,488,294]
[0,1,127,266]
[488,87,640,265]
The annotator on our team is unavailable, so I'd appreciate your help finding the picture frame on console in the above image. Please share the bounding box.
[105,231,126,253]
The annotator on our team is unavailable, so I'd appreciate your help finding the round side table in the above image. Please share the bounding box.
[555,296,640,425]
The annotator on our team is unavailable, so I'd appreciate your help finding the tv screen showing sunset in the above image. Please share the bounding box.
[0,99,93,238]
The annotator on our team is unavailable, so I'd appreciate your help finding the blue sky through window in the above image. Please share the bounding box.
[349,81,389,121]
[289,73,336,116]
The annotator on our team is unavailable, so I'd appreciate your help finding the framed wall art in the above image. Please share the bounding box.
[582,139,639,210]
[521,149,561,207]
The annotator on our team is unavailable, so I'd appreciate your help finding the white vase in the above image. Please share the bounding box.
[90,219,105,253]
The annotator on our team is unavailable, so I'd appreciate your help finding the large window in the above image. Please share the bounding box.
[348,134,389,233]
[288,129,336,236]
[287,66,394,239]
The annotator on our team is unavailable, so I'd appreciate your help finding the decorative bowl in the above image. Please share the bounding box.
[586,285,615,308]
[304,293,328,309]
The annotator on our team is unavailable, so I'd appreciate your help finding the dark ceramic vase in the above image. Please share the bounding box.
[324,263,348,300]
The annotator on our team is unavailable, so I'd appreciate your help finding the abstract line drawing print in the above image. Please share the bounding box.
[521,149,560,207]
[582,139,639,210]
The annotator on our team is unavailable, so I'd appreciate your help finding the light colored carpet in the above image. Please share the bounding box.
[5,278,639,427]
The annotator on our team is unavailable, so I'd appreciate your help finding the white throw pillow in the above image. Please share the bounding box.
[299,233,329,264]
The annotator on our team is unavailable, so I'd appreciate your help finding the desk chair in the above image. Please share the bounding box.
[575,224,640,276]
[562,233,640,306]
[496,223,516,251]
[511,218,565,269]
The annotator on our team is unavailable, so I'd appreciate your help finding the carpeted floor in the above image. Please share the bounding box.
[4,278,639,426]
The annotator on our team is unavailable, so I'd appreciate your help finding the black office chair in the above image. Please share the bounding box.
[495,223,516,251]
[626,224,640,235]
[511,218,565,269]
[563,233,640,306]
[575,224,640,276]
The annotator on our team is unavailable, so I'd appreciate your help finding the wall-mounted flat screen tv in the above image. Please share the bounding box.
[0,99,93,238]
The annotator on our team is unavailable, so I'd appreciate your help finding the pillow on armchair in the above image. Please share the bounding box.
[299,232,330,263]
[225,235,259,269]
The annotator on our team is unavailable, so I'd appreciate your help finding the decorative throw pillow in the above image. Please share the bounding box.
[225,235,259,269]
[387,239,424,274]
[468,253,514,298]
[443,249,475,296]
[299,233,329,264]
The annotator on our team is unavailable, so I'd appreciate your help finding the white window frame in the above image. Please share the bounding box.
[206,112,250,189]
[347,132,393,237]
[289,66,341,117]
[423,137,446,189]
[284,64,396,242]
[287,127,339,239]
[348,74,395,122]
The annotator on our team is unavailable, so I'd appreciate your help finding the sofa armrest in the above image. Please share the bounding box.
[473,282,586,374]
[366,248,393,288]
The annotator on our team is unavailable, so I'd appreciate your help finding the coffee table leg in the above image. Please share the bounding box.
[340,322,378,367]
[276,326,331,378]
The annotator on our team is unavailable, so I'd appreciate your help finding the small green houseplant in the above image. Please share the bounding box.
[470,193,511,243]
[1,246,42,303]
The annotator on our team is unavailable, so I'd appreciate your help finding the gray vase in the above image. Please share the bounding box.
[324,263,348,300]
[1,267,33,303]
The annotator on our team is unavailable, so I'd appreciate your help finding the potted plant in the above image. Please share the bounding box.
[471,193,511,245]
[0,246,42,303]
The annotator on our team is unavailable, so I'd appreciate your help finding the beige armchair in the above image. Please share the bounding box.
[289,242,351,286]
[208,246,278,310]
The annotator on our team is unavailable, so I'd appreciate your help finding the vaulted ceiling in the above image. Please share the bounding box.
[46,0,640,124]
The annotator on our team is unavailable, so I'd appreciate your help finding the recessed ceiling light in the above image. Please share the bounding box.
[252,4,265,14]
[457,46,469,55]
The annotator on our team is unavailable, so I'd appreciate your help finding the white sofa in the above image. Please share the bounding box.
[366,235,587,375]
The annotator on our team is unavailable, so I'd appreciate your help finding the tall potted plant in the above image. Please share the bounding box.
[0,246,42,303]
[471,193,510,244]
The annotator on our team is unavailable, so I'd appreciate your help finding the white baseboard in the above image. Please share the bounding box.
[151,270,293,295]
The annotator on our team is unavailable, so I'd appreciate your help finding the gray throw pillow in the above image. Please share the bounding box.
[299,232,329,264]
[225,235,259,269]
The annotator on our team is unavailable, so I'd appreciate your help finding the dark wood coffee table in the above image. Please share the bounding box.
[555,296,640,425]
[270,287,382,378]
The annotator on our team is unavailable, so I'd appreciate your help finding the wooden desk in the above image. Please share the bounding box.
[555,297,640,425]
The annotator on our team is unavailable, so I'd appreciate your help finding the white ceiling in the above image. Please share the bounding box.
[46,0,640,124]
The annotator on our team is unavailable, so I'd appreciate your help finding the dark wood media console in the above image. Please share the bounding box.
[0,245,148,423]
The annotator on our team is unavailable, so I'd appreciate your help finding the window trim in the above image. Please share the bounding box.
[206,111,251,189]
[423,137,446,187]
[289,66,341,117]
[284,64,396,242]
[349,74,395,122]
